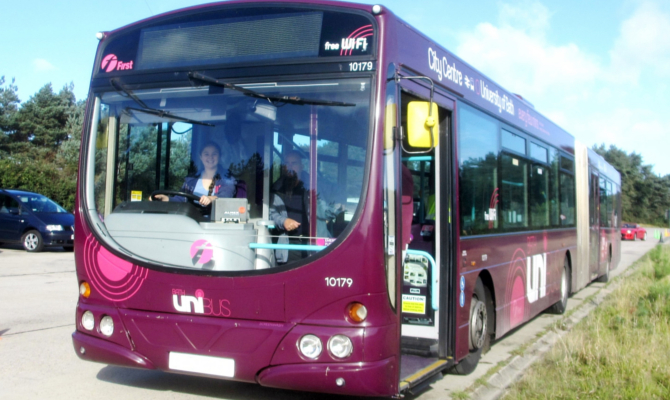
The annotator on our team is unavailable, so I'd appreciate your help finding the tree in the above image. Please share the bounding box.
[0,76,20,152]
[14,83,76,147]
[594,144,670,226]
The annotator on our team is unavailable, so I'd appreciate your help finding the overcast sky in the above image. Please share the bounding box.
[2,0,668,175]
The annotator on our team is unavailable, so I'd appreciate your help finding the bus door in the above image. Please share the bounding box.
[398,88,454,366]
[589,169,600,279]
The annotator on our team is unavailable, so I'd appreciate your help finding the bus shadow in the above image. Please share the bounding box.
[96,366,386,400]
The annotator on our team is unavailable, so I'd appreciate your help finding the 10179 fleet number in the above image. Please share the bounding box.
[325,277,353,287]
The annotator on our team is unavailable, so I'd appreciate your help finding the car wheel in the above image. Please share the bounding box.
[451,278,494,375]
[22,230,44,252]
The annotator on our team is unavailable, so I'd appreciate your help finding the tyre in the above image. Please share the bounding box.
[548,259,571,314]
[22,230,44,252]
[596,259,610,283]
[451,278,494,375]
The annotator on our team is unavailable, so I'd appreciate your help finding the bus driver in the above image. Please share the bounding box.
[154,142,242,205]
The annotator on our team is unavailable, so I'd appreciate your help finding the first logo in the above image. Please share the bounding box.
[101,54,134,72]
[101,54,118,72]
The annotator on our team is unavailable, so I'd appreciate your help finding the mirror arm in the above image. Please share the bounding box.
[394,73,436,154]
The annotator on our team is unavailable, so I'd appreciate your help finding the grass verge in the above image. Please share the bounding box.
[502,245,670,399]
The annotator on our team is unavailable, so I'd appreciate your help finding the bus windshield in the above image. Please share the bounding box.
[88,77,371,271]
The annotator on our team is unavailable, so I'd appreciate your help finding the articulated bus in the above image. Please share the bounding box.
[73,1,621,396]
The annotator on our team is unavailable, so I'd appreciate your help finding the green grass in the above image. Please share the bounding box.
[502,245,670,400]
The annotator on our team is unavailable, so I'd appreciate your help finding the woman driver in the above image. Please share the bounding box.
[154,142,239,205]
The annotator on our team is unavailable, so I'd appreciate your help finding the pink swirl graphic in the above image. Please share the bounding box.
[82,234,148,302]
[505,248,528,330]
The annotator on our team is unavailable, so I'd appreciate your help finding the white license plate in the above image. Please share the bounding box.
[168,352,234,378]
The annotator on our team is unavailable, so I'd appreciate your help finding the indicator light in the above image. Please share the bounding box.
[347,303,368,323]
[79,282,91,298]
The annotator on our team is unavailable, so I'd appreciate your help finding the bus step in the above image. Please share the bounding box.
[399,355,449,393]
[401,337,438,357]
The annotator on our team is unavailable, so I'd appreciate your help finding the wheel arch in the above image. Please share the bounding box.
[477,269,496,336]
[564,250,573,295]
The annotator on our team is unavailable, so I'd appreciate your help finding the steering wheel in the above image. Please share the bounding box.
[150,190,207,208]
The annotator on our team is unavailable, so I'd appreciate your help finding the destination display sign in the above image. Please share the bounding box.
[95,7,375,76]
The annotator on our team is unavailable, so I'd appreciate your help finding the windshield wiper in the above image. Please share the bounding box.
[111,79,214,127]
[188,72,356,107]
[123,107,214,127]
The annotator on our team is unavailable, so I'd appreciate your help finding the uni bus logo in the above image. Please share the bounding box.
[101,53,134,72]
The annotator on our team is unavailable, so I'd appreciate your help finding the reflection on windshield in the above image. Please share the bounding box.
[18,195,67,213]
[90,77,370,272]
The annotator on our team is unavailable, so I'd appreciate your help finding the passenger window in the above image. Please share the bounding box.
[502,130,526,155]
[529,164,549,227]
[501,153,528,229]
[458,104,499,236]
[530,142,548,163]
[559,172,575,226]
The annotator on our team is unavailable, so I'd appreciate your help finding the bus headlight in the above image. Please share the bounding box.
[298,334,322,359]
[100,315,114,337]
[328,335,353,359]
[82,311,95,331]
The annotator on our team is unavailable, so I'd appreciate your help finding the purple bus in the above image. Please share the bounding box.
[72,1,621,396]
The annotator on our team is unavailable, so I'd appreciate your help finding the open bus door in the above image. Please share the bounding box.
[393,83,455,392]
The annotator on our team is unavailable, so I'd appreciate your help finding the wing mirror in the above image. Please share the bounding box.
[406,101,439,148]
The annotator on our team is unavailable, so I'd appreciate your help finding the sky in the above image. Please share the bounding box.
[2,0,669,175]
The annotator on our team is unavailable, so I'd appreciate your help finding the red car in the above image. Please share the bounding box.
[621,223,647,240]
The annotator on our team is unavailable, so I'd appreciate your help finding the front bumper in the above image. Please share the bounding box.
[72,331,395,396]
[258,357,396,396]
[72,331,154,370]
[44,230,74,246]
[72,302,398,396]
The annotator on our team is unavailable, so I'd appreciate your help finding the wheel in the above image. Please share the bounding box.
[22,230,44,252]
[596,258,610,283]
[548,258,571,314]
[63,246,74,252]
[452,278,494,375]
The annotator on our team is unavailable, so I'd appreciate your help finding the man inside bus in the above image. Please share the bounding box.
[269,150,345,263]
[219,114,252,173]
